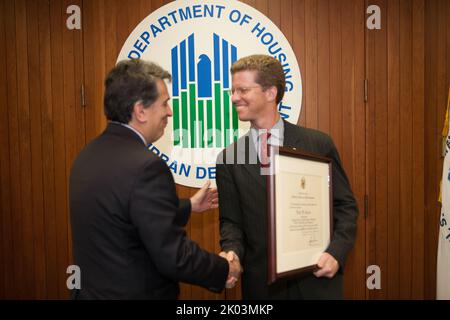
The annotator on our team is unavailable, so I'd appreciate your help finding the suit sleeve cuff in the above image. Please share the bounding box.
[207,256,229,293]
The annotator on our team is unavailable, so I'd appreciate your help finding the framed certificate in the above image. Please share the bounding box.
[267,147,333,284]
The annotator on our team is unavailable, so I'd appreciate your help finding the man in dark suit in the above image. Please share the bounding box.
[216,55,359,299]
[70,59,239,299]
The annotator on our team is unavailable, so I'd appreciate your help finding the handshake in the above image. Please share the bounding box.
[220,251,243,289]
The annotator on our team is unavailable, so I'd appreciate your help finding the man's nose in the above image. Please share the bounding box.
[231,92,240,104]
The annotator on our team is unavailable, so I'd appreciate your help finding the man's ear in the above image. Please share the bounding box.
[265,86,278,103]
[132,101,147,123]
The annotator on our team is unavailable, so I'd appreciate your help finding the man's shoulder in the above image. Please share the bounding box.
[285,121,331,142]
[283,121,335,156]
[286,122,336,150]
[74,129,162,173]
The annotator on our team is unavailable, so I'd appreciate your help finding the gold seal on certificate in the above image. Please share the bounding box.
[267,147,333,284]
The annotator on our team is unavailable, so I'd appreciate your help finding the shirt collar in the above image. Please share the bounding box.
[110,121,147,146]
[250,117,284,147]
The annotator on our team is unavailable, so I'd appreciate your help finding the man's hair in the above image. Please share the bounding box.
[230,54,285,104]
[104,59,171,123]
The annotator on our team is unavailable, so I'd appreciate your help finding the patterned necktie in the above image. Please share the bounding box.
[259,131,271,167]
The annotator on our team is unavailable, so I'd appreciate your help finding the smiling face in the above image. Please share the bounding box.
[144,79,172,143]
[132,79,172,144]
[231,70,279,129]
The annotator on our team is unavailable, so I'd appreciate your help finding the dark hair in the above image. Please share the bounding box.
[230,54,285,104]
[104,59,171,123]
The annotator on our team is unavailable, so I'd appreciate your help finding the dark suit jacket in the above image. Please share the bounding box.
[216,120,358,299]
[70,123,228,299]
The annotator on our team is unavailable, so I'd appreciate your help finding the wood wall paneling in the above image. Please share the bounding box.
[0,0,448,300]
[386,0,401,300]
[411,0,425,299]
[292,0,306,128]
[342,0,367,300]
[424,0,450,300]
[424,0,437,299]
[0,0,85,298]
[48,0,65,299]
[367,0,429,299]
[372,0,389,300]
[399,0,414,299]
[27,0,46,299]
[62,0,84,298]
[0,0,12,300]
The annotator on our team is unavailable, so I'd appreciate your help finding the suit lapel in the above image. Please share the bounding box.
[239,122,301,188]
[238,121,303,187]
[245,163,266,187]
[239,133,266,188]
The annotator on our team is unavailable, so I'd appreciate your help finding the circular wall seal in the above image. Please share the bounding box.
[117,0,302,187]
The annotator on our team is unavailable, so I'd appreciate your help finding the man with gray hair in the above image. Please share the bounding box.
[70,59,239,299]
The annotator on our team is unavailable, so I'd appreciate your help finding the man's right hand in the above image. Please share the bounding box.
[220,251,243,289]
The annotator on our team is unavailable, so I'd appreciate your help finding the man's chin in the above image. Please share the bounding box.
[237,115,250,122]
[157,130,165,141]
[151,130,165,143]
[236,111,248,121]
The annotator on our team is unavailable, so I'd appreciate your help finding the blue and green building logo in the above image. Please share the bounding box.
[171,33,239,149]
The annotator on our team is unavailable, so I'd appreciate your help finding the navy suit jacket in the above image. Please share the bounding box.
[70,123,228,299]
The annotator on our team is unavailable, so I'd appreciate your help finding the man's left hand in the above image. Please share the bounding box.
[313,252,339,278]
[190,181,219,212]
